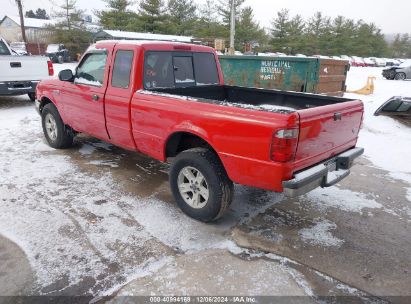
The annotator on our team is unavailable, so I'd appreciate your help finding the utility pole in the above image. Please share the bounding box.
[228,0,235,55]
[15,0,28,45]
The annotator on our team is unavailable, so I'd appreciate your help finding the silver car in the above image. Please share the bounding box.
[382,60,411,80]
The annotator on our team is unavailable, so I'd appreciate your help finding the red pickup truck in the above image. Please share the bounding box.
[35,41,364,222]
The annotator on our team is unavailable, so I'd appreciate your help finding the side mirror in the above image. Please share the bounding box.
[58,69,74,82]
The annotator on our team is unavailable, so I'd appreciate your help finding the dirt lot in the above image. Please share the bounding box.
[0,67,410,303]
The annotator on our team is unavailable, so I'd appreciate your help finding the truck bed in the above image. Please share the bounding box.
[149,85,363,173]
[152,85,356,113]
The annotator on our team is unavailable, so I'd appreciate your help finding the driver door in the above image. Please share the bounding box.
[62,50,110,140]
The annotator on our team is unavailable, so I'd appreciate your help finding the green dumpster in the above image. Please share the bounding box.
[219,55,349,95]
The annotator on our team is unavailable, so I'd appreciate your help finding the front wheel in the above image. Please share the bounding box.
[170,148,234,222]
[41,104,74,149]
[395,72,406,80]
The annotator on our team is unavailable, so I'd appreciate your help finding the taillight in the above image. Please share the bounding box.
[47,60,54,76]
[270,128,299,162]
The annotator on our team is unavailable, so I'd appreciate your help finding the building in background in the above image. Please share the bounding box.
[0,15,54,54]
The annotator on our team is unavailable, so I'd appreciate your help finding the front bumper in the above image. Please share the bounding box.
[282,147,364,197]
[0,81,39,96]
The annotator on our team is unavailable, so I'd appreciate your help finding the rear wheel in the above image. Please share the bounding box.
[395,72,406,80]
[41,103,74,149]
[170,148,234,222]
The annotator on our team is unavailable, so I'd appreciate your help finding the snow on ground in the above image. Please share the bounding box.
[298,219,344,248]
[303,187,383,214]
[344,67,411,187]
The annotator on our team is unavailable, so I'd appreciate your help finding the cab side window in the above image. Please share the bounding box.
[112,50,134,89]
[75,52,107,87]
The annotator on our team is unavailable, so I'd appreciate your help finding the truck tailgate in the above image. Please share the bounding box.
[0,56,50,82]
[294,100,363,172]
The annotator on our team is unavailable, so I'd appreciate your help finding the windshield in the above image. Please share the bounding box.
[0,40,11,55]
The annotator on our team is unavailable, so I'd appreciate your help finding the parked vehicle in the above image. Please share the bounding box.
[9,41,29,56]
[382,60,411,80]
[375,96,411,119]
[363,58,375,67]
[46,44,70,63]
[351,56,366,67]
[385,58,400,67]
[0,36,53,100]
[35,41,364,222]
[370,57,386,67]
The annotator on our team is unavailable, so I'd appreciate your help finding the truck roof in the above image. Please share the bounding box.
[94,40,215,53]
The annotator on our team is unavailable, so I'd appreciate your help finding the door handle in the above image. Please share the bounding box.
[92,94,99,101]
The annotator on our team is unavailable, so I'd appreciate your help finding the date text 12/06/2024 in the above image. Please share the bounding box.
[149,296,258,303]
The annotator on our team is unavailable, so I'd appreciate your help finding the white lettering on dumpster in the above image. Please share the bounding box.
[260,60,291,80]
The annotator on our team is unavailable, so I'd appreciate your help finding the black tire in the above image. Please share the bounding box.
[395,72,406,80]
[41,103,74,149]
[28,92,36,101]
[169,148,234,222]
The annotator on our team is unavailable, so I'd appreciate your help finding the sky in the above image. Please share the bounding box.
[1,0,410,34]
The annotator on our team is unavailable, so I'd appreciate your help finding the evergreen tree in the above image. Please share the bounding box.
[25,8,49,19]
[286,14,305,53]
[270,9,291,53]
[194,0,226,40]
[95,0,138,31]
[390,34,411,58]
[217,0,245,26]
[165,0,197,35]
[236,6,267,51]
[25,10,36,18]
[138,0,167,33]
[35,9,49,19]
[305,12,331,55]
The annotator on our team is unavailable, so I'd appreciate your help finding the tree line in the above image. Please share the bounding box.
[40,0,410,58]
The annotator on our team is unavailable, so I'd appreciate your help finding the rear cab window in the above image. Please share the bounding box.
[144,51,219,89]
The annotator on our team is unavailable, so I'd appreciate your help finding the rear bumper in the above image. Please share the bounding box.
[282,147,364,197]
[0,81,39,96]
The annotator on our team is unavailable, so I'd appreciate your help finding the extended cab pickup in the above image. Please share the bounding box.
[35,41,364,222]
[0,37,54,100]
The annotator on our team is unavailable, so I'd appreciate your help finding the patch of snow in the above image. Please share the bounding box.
[137,89,199,101]
[299,219,344,247]
[344,67,411,186]
[220,101,296,113]
[74,77,102,87]
[92,256,174,300]
[87,160,120,168]
[175,79,194,83]
[305,187,383,214]
[79,144,96,156]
